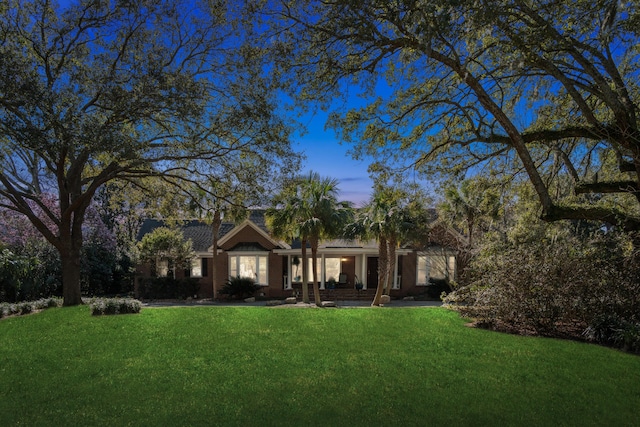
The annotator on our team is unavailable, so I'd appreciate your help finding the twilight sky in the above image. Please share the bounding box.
[293,111,374,207]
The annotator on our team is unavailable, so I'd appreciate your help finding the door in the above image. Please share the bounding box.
[366,257,378,290]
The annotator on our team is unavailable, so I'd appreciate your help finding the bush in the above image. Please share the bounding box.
[425,278,452,299]
[218,276,260,300]
[90,298,142,316]
[0,297,62,319]
[583,313,640,354]
[444,233,640,349]
[137,277,200,300]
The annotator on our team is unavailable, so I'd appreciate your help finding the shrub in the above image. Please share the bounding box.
[33,297,63,310]
[90,298,142,316]
[426,278,452,299]
[0,298,61,319]
[19,302,34,315]
[137,277,200,300]
[444,233,640,349]
[583,313,640,354]
[218,276,260,300]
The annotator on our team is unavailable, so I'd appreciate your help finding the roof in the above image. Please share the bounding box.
[137,211,271,253]
[136,209,454,253]
[137,219,213,252]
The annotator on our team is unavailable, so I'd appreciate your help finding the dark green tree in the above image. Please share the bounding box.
[0,0,294,305]
[137,227,194,279]
[256,0,640,242]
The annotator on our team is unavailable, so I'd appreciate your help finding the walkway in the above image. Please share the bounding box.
[142,299,442,308]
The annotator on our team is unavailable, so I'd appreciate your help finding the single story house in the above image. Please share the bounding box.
[135,211,457,300]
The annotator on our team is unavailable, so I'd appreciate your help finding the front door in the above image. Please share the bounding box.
[366,257,378,290]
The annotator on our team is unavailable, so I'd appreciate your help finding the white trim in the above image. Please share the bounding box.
[392,253,400,289]
[274,247,412,256]
[217,219,290,249]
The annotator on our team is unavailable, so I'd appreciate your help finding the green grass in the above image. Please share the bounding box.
[1,306,639,426]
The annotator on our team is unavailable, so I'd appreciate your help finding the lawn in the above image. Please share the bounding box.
[1,306,639,426]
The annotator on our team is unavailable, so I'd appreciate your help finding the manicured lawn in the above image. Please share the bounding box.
[1,306,639,426]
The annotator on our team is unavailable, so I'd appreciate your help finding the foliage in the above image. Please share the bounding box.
[218,276,261,300]
[1,201,132,301]
[444,231,640,352]
[1,307,639,425]
[583,313,640,354]
[0,248,33,302]
[437,177,502,247]
[0,243,61,302]
[89,298,142,316]
[259,0,640,238]
[137,227,195,278]
[0,297,62,319]
[345,182,426,305]
[0,0,295,306]
[137,277,200,300]
[267,171,353,305]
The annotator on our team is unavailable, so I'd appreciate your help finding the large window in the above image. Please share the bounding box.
[416,254,431,286]
[229,254,268,285]
[324,257,341,282]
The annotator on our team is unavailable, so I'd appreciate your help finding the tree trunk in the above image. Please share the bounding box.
[301,238,310,303]
[60,246,83,306]
[372,235,388,306]
[58,199,87,307]
[384,236,397,296]
[211,210,221,300]
[311,237,322,306]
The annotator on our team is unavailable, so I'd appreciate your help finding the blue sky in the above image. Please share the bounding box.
[293,112,374,207]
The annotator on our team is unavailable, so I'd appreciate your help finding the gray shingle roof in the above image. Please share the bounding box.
[137,211,269,253]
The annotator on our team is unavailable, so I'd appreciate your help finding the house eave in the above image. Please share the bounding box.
[217,219,290,250]
[273,247,413,256]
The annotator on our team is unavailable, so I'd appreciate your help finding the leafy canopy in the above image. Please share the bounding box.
[255,0,640,233]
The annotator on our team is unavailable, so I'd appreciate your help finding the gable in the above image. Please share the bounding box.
[218,220,288,251]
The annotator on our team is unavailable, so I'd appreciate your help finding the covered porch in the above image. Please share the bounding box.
[274,246,411,292]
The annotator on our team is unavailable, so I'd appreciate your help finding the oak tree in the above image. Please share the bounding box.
[0,0,294,305]
[259,0,640,240]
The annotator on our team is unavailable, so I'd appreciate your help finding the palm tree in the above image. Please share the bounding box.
[266,186,309,301]
[439,178,501,248]
[299,172,353,306]
[267,172,353,306]
[347,185,413,306]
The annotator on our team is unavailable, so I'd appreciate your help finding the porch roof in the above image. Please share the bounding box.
[273,247,413,256]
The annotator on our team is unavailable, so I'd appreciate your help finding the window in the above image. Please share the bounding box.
[190,258,202,277]
[157,259,169,277]
[201,258,208,277]
[392,255,403,289]
[324,257,341,282]
[229,254,268,285]
[416,254,430,286]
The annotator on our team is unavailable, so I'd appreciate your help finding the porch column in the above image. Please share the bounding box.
[393,253,399,289]
[361,254,367,290]
[320,254,326,290]
[286,255,292,289]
